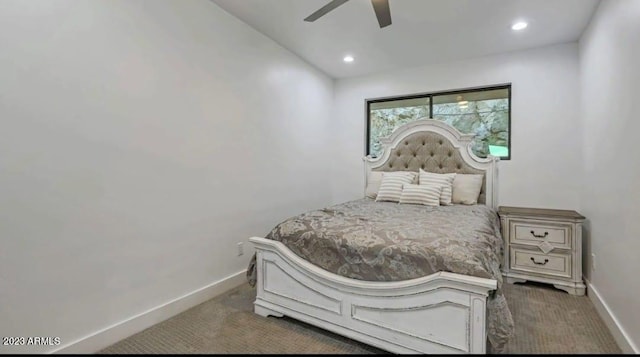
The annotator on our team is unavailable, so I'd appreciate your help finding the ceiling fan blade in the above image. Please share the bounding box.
[304,0,350,22]
[371,0,392,28]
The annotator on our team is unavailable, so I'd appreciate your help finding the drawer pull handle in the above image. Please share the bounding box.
[530,230,549,238]
[530,257,549,265]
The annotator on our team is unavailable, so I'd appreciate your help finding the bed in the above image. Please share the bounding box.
[246,119,513,354]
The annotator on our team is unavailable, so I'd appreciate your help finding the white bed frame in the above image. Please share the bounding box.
[250,119,500,354]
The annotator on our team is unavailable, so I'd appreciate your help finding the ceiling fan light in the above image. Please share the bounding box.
[343,55,354,63]
[304,0,392,29]
[512,21,528,31]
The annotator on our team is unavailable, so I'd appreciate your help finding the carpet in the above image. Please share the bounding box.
[100,281,621,354]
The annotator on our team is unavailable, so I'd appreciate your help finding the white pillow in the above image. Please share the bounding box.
[418,169,456,205]
[399,183,443,206]
[366,171,418,199]
[365,171,384,199]
[376,172,417,203]
[452,174,484,205]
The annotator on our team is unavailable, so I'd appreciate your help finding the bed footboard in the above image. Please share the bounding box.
[250,237,497,354]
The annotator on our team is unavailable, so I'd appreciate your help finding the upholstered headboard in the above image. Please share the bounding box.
[363,119,499,207]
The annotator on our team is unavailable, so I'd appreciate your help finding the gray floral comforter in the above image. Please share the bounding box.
[247,198,513,352]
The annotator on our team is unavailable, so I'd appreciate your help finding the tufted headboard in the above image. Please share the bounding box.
[363,119,499,207]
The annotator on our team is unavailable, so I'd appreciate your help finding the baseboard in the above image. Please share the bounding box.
[585,278,638,354]
[50,270,247,354]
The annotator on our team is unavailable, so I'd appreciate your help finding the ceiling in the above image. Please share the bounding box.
[212,0,599,79]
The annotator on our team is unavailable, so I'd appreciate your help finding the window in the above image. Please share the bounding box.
[366,84,511,159]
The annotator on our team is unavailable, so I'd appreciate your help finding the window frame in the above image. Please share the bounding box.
[365,83,512,160]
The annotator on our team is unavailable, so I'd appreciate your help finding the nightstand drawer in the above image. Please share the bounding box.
[510,220,571,249]
[510,247,571,278]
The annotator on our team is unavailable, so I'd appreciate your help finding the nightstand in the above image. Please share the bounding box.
[498,206,586,296]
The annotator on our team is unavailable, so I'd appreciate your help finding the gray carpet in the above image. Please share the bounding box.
[100,281,621,354]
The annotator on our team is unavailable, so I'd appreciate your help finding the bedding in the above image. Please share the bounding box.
[398,183,442,206]
[375,171,416,202]
[246,198,514,352]
[365,170,418,199]
[365,171,384,199]
[452,173,484,204]
[419,169,456,205]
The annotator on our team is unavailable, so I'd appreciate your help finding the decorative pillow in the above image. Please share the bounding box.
[365,171,384,199]
[418,169,456,205]
[452,174,484,205]
[399,183,443,206]
[376,172,417,203]
[367,171,418,199]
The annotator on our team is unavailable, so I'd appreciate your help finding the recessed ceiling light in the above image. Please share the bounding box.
[343,55,354,63]
[512,21,528,31]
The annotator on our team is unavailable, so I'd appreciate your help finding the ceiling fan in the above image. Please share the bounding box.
[304,0,392,28]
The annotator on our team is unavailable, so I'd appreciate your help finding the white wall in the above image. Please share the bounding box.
[331,43,582,209]
[0,0,333,353]
[579,0,640,352]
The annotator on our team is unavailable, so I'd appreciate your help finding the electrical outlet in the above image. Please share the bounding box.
[237,242,244,256]
[591,253,596,271]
